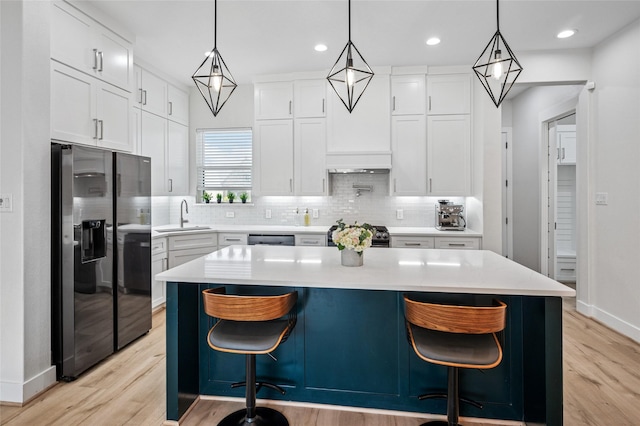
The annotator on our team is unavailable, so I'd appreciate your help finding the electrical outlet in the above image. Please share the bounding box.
[0,194,12,212]
[226,211,235,218]
[595,192,608,205]
[396,209,404,220]
[265,209,272,219]
[312,209,319,219]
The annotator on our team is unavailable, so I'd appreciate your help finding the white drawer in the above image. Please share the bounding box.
[434,237,481,250]
[218,233,248,247]
[391,236,435,249]
[295,234,327,246]
[169,232,217,251]
[151,237,167,256]
[168,246,215,268]
[556,259,576,281]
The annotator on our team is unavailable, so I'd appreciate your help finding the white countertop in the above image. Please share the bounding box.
[152,224,482,238]
[156,245,575,297]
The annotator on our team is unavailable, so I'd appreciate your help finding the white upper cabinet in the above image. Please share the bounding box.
[51,1,133,91]
[426,74,471,115]
[391,75,426,115]
[295,118,327,195]
[135,65,168,117]
[51,62,132,152]
[327,74,391,153]
[167,84,189,125]
[294,80,326,118]
[557,125,576,165]
[392,115,427,195]
[255,82,294,120]
[140,111,167,196]
[254,120,294,195]
[427,115,471,196]
[166,121,189,194]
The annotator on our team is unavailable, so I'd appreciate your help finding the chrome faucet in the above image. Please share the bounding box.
[180,199,189,228]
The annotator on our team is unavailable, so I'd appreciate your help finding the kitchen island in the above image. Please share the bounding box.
[156,246,574,424]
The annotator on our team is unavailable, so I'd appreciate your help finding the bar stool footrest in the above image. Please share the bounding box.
[230,381,287,395]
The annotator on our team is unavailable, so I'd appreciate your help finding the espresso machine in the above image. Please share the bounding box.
[435,200,466,230]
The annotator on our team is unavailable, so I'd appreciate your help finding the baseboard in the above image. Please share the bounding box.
[0,365,57,404]
[576,300,640,344]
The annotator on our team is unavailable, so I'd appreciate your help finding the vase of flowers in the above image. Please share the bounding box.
[331,219,373,267]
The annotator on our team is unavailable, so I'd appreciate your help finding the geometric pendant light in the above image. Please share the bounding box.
[327,0,374,113]
[192,0,237,117]
[472,0,523,108]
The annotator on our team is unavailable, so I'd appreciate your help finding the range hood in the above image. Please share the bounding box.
[326,152,391,174]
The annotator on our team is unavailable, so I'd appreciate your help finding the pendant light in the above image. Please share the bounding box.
[327,0,374,113]
[192,0,237,117]
[472,0,522,108]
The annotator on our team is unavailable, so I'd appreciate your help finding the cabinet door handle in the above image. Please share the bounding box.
[226,238,241,242]
[290,178,293,192]
[560,268,575,271]
[93,119,98,139]
[322,99,325,113]
[98,120,104,140]
[405,242,421,247]
[394,178,397,193]
[168,178,173,192]
[143,90,147,105]
[429,178,432,193]
[302,240,319,245]
[428,96,432,111]
[392,96,396,111]
[562,147,565,159]
[289,100,292,115]
[138,88,144,104]
[98,51,104,72]
[448,243,466,247]
[557,148,560,160]
[322,178,326,193]
[168,101,173,116]
[93,49,99,70]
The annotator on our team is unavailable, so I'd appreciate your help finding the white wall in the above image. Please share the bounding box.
[0,0,56,403]
[585,18,640,341]
[509,85,583,272]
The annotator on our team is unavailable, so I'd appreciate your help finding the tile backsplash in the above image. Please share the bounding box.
[156,174,466,228]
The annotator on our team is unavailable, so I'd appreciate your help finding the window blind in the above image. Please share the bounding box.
[196,128,252,190]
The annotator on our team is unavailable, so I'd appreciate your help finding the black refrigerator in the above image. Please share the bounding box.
[51,143,151,380]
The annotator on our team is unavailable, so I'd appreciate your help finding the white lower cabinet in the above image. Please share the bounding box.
[391,236,435,249]
[556,256,576,282]
[218,233,248,248]
[295,234,327,247]
[168,232,217,268]
[151,237,167,308]
[434,237,481,250]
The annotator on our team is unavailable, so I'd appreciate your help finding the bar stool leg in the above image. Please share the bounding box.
[246,354,257,421]
[447,366,459,426]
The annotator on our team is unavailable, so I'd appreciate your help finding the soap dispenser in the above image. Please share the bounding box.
[304,208,310,226]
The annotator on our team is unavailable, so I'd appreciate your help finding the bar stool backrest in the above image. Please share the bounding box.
[203,287,298,321]
[404,296,506,334]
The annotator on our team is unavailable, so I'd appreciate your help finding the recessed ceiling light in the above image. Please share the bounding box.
[557,29,577,39]
[426,37,441,46]
[314,44,328,52]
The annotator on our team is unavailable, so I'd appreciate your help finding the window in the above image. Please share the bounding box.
[196,128,252,202]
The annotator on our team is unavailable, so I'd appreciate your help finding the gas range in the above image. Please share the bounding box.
[327,225,390,248]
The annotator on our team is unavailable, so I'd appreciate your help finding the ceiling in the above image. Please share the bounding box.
[78,0,640,87]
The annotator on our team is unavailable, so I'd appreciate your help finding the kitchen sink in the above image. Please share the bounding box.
[155,226,211,233]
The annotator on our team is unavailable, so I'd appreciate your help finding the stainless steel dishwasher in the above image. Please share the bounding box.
[247,234,295,246]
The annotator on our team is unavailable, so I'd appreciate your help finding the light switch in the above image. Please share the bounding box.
[265,209,272,219]
[595,192,608,205]
[396,209,404,220]
[0,194,12,212]
[312,209,319,219]
[226,211,235,218]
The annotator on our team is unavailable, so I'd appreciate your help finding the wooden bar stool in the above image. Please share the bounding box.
[202,287,298,426]
[404,295,507,426]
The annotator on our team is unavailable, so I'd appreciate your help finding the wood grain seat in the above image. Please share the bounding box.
[404,296,507,426]
[202,287,298,426]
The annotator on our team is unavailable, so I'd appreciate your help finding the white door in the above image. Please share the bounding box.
[95,28,133,90]
[295,118,327,195]
[391,75,426,115]
[254,82,293,120]
[254,120,294,195]
[502,128,513,259]
[167,121,189,195]
[427,115,471,196]
[96,82,132,151]
[392,115,427,195]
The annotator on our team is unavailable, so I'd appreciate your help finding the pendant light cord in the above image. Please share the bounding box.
[348,0,351,42]
[214,0,217,49]
[496,0,500,32]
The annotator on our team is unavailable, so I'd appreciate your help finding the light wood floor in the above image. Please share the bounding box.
[1,298,639,425]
